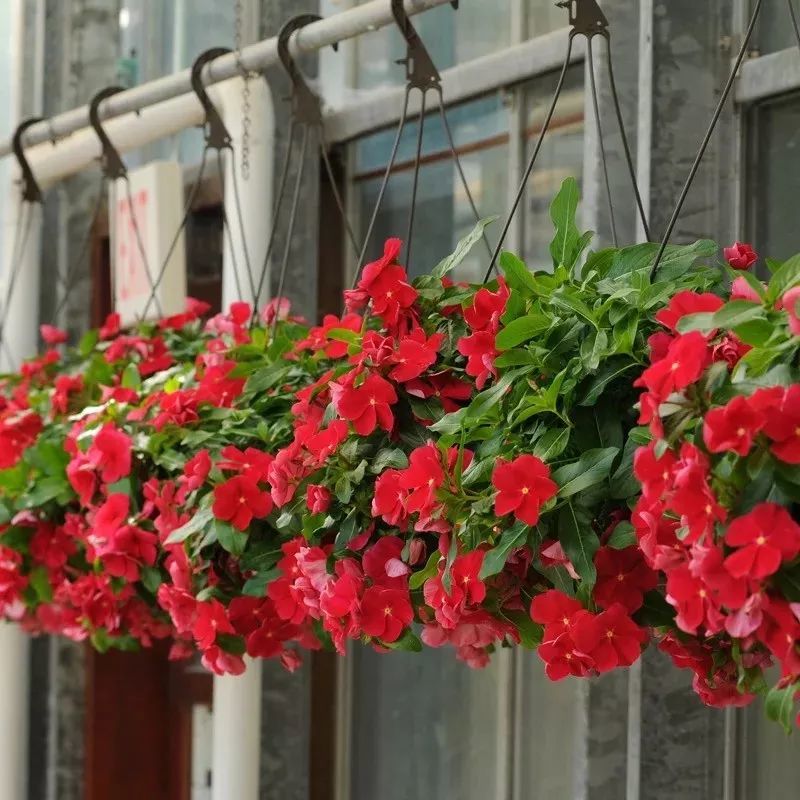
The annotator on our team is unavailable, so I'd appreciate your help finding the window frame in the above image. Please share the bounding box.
[321,5,589,798]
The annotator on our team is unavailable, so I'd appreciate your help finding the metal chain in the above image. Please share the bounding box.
[234,0,252,181]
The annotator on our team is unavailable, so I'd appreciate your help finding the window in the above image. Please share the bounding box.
[751,0,800,54]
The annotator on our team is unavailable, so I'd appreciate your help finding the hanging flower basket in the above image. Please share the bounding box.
[2,179,799,729]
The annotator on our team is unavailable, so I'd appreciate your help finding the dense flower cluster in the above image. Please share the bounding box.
[0,179,798,728]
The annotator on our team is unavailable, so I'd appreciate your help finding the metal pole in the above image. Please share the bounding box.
[0,0,454,161]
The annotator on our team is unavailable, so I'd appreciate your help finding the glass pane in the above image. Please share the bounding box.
[522,65,585,268]
[516,655,583,797]
[749,95,800,261]
[752,0,799,54]
[353,95,509,281]
[353,0,513,90]
[349,645,506,800]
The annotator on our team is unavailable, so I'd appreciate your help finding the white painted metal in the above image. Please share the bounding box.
[211,659,263,800]
[217,77,274,310]
[0,624,30,800]
[0,0,455,162]
[737,48,800,104]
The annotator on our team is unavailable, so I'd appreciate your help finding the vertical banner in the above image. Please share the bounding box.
[112,161,187,325]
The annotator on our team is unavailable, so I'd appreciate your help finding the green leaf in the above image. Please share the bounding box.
[409,551,441,591]
[383,629,423,652]
[502,610,543,649]
[773,566,800,603]
[607,521,636,550]
[216,633,246,656]
[765,683,798,734]
[767,252,800,302]
[578,357,638,407]
[495,313,551,350]
[734,318,776,347]
[634,591,676,628]
[549,177,582,269]
[480,522,528,579]
[607,240,717,282]
[165,506,213,545]
[327,328,360,344]
[499,251,538,296]
[140,566,163,594]
[79,328,99,357]
[242,567,282,597]
[121,363,142,390]
[558,503,598,587]
[370,448,409,474]
[553,447,619,498]
[465,368,527,421]
[29,566,53,603]
[215,520,248,556]
[532,428,570,462]
[431,217,497,279]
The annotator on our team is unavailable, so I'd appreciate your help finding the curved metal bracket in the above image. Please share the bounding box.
[390,0,458,91]
[190,47,233,150]
[89,86,128,180]
[12,118,44,204]
[557,0,609,39]
[277,14,338,126]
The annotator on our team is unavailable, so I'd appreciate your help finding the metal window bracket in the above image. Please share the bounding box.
[11,118,44,203]
[391,0,457,91]
[277,13,338,126]
[191,48,234,150]
[557,0,609,39]
[89,86,128,180]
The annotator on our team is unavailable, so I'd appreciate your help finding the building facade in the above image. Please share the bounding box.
[0,0,799,798]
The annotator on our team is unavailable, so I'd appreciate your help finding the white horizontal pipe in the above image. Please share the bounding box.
[2,0,454,162]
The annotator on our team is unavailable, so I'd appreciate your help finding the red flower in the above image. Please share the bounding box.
[724,503,800,579]
[218,446,273,482]
[306,484,332,514]
[372,470,409,528]
[40,324,67,345]
[634,442,677,500]
[399,444,444,516]
[359,586,413,642]
[464,279,509,332]
[88,423,132,484]
[711,334,751,368]
[762,385,800,464]
[295,313,363,359]
[593,547,658,613]
[423,551,486,629]
[67,455,97,506]
[702,395,765,456]
[666,564,716,635]
[181,450,211,494]
[655,291,724,333]
[492,455,557,526]
[99,312,121,340]
[193,599,235,650]
[571,603,648,673]
[331,372,397,436]
[90,494,130,547]
[724,242,758,270]
[389,329,444,383]
[212,475,273,530]
[530,589,584,638]
[457,330,498,390]
[405,373,472,413]
[635,331,710,399]
[781,286,800,335]
[363,536,409,589]
[731,276,763,303]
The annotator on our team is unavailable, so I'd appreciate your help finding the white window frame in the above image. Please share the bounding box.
[321,4,590,799]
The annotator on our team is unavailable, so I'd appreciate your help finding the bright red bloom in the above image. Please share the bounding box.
[655,291,724,333]
[362,536,409,589]
[218,446,273,482]
[40,324,67,345]
[181,450,211,494]
[423,551,486,629]
[99,312,121,340]
[399,444,444,515]
[537,631,594,680]
[731,276,763,303]
[724,242,758,270]
[372,470,409,528]
[88,423,132,484]
[405,372,472,414]
[666,564,716,635]
[306,484,332,515]
[201,646,246,677]
[492,455,557,526]
[725,503,800,579]
[389,329,444,383]
[702,395,765,456]
[0,410,41,469]
[90,494,130,548]
[759,599,800,676]
[634,442,677,500]
[571,603,648,673]
[457,330,498,390]
[295,313,363,359]
[711,334,751,368]
[193,599,235,650]
[331,372,397,436]
[530,589,584,638]
[593,547,658,613]
[761,385,800,464]
[212,475,273,530]
[67,455,97,506]
[359,586,413,642]
[464,279,509,332]
[635,331,710,399]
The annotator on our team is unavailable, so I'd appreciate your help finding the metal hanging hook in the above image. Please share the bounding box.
[277,13,338,126]
[12,118,44,204]
[190,47,233,150]
[556,0,608,38]
[390,0,457,91]
[89,86,128,180]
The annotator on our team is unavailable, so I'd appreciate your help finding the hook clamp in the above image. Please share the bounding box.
[390,0,458,91]
[89,86,128,180]
[277,14,338,126]
[12,118,44,204]
[557,0,609,39]
[190,47,233,150]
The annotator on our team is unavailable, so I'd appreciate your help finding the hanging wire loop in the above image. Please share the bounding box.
[89,86,128,181]
[650,0,764,277]
[191,47,234,150]
[12,118,45,204]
